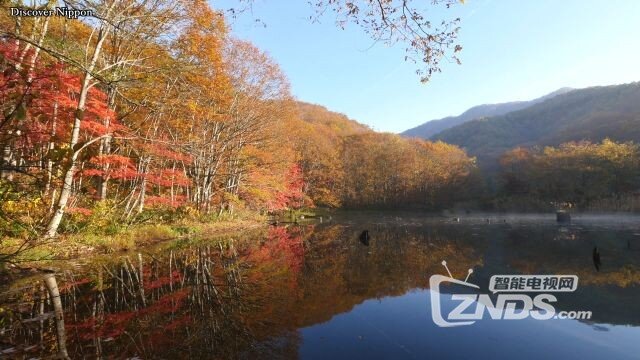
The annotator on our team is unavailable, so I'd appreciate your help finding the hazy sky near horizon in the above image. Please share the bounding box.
[215,0,640,133]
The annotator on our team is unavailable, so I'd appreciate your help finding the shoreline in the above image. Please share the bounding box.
[4,209,640,277]
[1,219,267,280]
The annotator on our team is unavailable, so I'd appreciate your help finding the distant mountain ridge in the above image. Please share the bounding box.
[401,87,574,139]
[431,82,640,169]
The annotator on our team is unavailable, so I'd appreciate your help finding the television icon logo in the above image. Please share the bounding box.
[429,261,590,327]
[430,261,480,327]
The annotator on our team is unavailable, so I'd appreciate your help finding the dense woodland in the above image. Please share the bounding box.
[2,3,640,359]
[498,139,640,211]
[0,0,474,241]
[1,1,640,246]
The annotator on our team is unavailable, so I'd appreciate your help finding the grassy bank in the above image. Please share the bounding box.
[65,219,264,256]
[1,217,266,271]
[0,205,327,271]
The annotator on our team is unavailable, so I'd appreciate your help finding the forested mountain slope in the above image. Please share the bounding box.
[401,88,573,139]
[432,82,640,169]
[296,102,371,135]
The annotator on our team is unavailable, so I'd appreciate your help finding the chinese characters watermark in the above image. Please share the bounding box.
[430,261,592,327]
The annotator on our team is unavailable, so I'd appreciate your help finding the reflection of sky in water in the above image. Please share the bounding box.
[300,290,639,359]
[4,217,640,358]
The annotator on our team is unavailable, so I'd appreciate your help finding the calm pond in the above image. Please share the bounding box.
[2,213,640,359]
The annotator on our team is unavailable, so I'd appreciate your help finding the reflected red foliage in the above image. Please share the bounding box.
[66,285,190,341]
[247,227,305,280]
[144,270,183,290]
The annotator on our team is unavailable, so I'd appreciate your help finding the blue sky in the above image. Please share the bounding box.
[215,0,640,133]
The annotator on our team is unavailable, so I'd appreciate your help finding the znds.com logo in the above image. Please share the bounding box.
[430,261,592,327]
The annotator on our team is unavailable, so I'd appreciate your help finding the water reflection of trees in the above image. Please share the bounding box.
[484,224,640,326]
[13,223,640,357]
[1,242,259,358]
[0,224,486,358]
[497,225,640,287]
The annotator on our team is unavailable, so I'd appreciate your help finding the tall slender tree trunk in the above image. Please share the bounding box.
[138,176,147,214]
[98,86,116,200]
[45,101,58,195]
[46,25,109,238]
[0,143,12,180]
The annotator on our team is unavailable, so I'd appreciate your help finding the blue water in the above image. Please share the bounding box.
[300,290,639,359]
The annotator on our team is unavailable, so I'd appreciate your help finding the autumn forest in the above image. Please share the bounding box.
[1,0,640,255]
[4,1,640,359]
[0,0,475,246]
